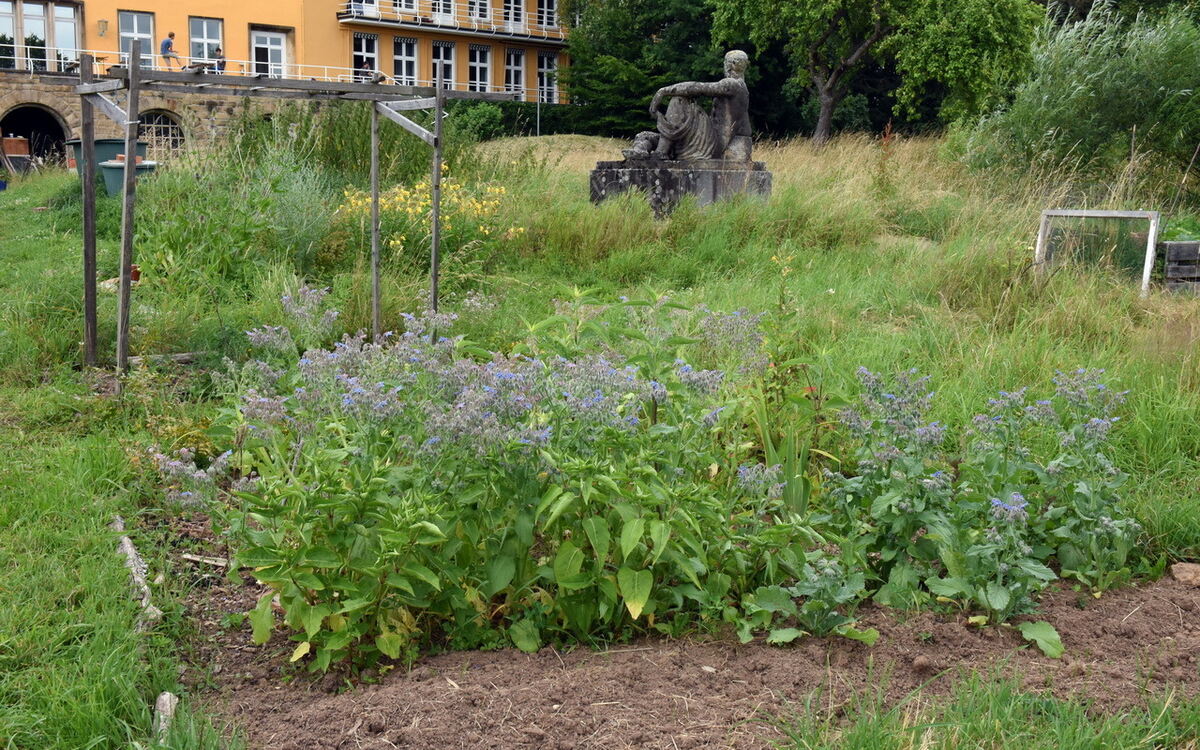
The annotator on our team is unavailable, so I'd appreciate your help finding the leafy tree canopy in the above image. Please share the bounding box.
[713,0,1043,142]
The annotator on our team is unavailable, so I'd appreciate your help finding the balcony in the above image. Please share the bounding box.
[336,1,568,46]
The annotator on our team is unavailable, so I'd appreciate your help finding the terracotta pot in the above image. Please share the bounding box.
[130,264,141,282]
[115,154,145,164]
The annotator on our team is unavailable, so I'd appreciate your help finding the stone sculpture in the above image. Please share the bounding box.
[591,50,771,216]
[627,49,753,162]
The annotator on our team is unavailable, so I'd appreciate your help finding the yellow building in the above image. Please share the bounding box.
[1,0,568,102]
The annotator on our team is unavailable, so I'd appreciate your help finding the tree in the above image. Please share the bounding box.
[562,0,721,136]
[713,0,1043,143]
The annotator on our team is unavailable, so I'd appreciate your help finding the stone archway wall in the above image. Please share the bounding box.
[0,72,270,144]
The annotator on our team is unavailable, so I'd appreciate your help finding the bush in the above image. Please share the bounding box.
[959,8,1200,177]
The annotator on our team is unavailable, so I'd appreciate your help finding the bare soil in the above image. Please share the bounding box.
[171,518,1199,750]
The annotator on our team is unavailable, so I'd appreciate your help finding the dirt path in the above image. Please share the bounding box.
[180,571,1200,750]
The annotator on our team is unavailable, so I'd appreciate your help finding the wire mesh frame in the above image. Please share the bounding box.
[1034,209,1161,298]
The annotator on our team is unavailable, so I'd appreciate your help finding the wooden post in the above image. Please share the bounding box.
[80,54,98,367]
[370,102,382,342]
[1142,211,1161,299]
[430,80,443,314]
[116,41,141,373]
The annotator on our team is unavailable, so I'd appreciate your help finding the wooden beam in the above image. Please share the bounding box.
[375,102,435,147]
[381,96,437,111]
[84,93,129,127]
[74,79,126,95]
[443,90,521,102]
[370,103,382,342]
[430,83,444,315]
[116,41,141,374]
[80,54,98,368]
[139,82,345,101]
[107,66,437,97]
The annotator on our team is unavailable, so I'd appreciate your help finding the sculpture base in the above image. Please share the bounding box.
[589,158,772,217]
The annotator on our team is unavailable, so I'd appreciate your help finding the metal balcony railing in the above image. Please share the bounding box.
[0,45,561,102]
[335,1,568,45]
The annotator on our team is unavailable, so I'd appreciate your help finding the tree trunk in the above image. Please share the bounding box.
[813,88,838,146]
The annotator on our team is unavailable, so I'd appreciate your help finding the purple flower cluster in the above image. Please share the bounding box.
[990,492,1029,523]
[148,446,231,506]
[696,306,769,374]
[839,367,943,454]
[675,360,724,395]
[246,325,294,352]
[1053,368,1128,417]
[737,462,785,499]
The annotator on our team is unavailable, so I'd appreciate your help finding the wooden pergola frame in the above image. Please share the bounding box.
[75,40,516,371]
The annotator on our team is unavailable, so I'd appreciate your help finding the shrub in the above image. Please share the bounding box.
[960,8,1200,178]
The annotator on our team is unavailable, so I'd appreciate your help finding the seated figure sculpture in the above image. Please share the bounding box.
[624,50,752,162]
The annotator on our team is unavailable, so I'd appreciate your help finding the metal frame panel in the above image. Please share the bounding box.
[1034,209,1161,298]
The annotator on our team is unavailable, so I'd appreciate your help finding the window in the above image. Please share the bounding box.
[251,29,286,77]
[52,3,76,68]
[139,110,185,159]
[22,2,45,71]
[537,51,556,103]
[393,36,416,85]
[504,48,523,95]
[431,0,453,22]
[502,0,522,26]
[395,0,416,10]
[349,0,377,15]
[467,44,489,92]
[431,40,454,89]
[118,10,153,67]
[0,2,15,70]
[536,0,556,26]
[188,17,221,62]
[467,0,488,20]
[352,32,377,79]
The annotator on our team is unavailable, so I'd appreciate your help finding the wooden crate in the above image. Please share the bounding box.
[1163,241,1200,294]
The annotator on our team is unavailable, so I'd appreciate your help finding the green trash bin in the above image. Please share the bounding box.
[66,139,148,177]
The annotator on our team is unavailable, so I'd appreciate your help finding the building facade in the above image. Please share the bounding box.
[0,0,569,159]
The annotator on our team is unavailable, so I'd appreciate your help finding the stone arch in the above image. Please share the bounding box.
[0,101,70,159]
[0,87,76,138]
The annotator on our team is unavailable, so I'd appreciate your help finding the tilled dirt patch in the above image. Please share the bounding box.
[181,571,1200,750]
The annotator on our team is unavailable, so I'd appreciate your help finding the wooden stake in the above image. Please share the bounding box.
[111,515,163,629]
[116,40,142,373]
[80,54,98,367]
[370,102,382,342]
[430,81,444,315]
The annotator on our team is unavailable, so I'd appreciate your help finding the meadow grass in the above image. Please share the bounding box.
[774,673,1200,749]
[0,130,1198,746]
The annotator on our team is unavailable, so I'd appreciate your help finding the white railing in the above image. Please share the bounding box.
[335,1,568,43]
[0,45,561,102]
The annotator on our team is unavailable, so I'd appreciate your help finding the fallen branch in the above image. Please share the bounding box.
[111,515,163,629]
[180,552,230,568]
[126,351,209,367]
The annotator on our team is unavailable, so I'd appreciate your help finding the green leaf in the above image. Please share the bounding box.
[836,625,880,646]
[767,627,805,644]
[249,592,274,645]
[648,520,671,565]
[553,541,586,590]
[509,620,541,653]
[1018,620,1065,659]
[237,547,284,568]
[751,586,797,615]
[289,641,311,662]
[926,576,971,599]
[410,521,447,545]
[385,572,415,596]
[290,571,325,591]
[581,517,611,563]
[985,582,1011,614]
[484,556,516,597]
[302,604,330,639]
[617,567,652,620]
[375,632,405,659]
[620,518,645,560]
[401,562,441,591]
[535,485,565,519]
[300,547,341,569]
[1017,560,1058,582]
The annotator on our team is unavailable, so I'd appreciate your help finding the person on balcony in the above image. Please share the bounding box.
[160,32,181,70]
[213,47,227,73]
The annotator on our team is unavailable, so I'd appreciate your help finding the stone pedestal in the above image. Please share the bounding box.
[589,158,772,216]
